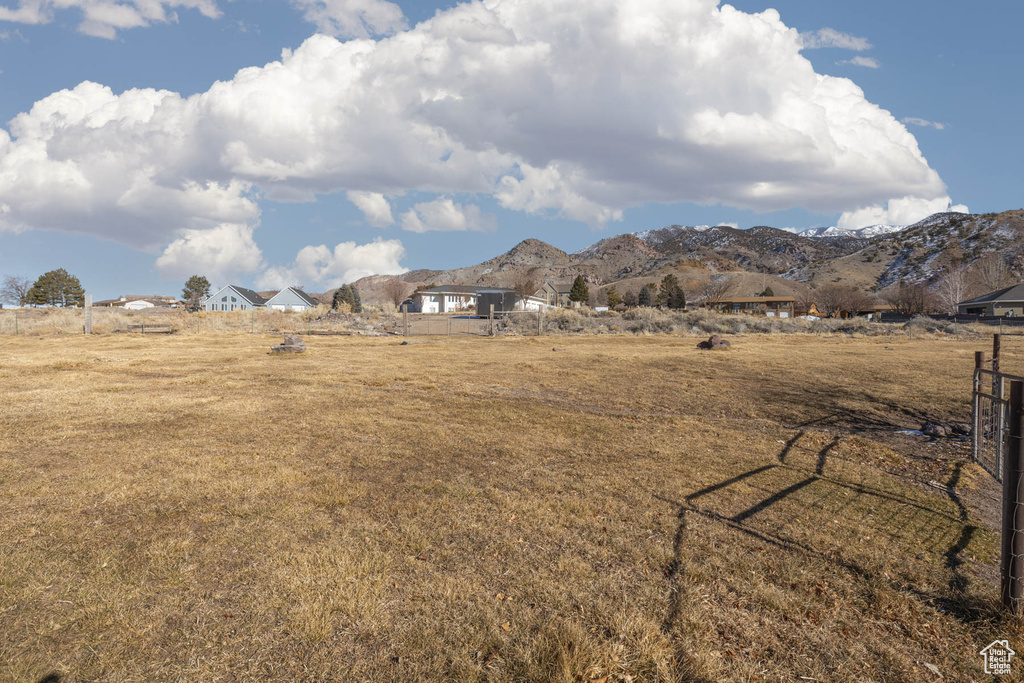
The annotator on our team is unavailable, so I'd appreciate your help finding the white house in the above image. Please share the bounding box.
[516,295,550,312]
[414,285,479,313]
[95,295,176,309]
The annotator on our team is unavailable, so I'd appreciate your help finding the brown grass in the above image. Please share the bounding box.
[1,333,1022,682]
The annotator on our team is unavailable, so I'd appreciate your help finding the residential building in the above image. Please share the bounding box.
[413,285,479,313]
[705,296,795,317]
[476,289,549,315]
[958,284,1024,317]
[94,295,177,309]
[538,280,575,307]
[203,285,267,311]
[264,287,320,311]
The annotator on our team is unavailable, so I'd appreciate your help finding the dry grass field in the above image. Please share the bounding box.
[1,332,1022,682]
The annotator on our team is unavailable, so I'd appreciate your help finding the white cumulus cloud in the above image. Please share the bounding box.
[155,223,264,284]
[400,198,496,233]
[0,0,958,271]
[838,196,968,229]
[347,190,395,227]
[0,0,221,38]
[258,237,407,289]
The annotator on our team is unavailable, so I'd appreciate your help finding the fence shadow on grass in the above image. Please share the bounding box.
[657,432,996,633]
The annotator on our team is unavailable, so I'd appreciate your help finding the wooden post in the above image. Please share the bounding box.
[489,304,495,336]
[83,293,92,335]
[447,316,451,337]
[404,308,409,337]
[141,311,146,335]
[994,332,1002,375]
[538,307,544,336]
[1002,380,1024,613]
[14,311,18,336]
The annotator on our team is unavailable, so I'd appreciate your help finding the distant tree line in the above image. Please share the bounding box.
[1,269,84,307]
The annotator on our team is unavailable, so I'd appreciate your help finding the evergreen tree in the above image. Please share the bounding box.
[569,275,589,304]
[638,285,653,307]
[333,284,353,310]
[351,286,363,313]
[606,286,622,308]
[26,269,85,307]
[332,284,363,313]
[657,274,686,310]
[760,285,775,297]
[182,275,211,310]
[623,289,638,308]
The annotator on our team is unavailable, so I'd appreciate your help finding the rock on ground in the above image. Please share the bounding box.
[697,335,731,350]
[272,335,306,354]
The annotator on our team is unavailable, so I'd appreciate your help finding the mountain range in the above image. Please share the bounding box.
[346,209,1024,304]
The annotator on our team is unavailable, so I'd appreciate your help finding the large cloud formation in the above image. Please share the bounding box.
[0,0,959,283]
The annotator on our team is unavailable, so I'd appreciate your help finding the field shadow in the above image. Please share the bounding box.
[658,433,995,630]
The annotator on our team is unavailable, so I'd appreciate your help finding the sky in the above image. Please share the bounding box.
[0,0,1021,299]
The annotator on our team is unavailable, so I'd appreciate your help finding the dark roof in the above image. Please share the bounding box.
[714,296,795,303]
[229,285,268,305]
[959,284,1024,306]
[289,287,320,307]
[416,285,480,294]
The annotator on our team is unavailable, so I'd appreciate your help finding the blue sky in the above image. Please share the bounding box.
[0,0,1020,299]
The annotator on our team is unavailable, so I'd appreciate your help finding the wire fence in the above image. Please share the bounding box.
[971,334,1024,613]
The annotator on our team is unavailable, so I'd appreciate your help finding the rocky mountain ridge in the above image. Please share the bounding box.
[345,209,1024,304]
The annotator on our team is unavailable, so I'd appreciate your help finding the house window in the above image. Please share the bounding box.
[231,304,236,311]
[221,296,227,302]
[231,296,237,302]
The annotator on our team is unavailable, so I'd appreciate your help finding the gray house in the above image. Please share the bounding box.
[958,284,1024,317]
[203,285,267,312]
[265,286,319,311]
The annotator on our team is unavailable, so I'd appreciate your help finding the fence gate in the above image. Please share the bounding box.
[971,335,1024,613]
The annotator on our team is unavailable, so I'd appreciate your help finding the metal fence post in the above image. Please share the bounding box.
[974,351,985,464]
[1002,380,1024,613]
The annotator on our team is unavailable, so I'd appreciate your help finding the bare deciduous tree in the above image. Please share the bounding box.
[383,278,411,307]
[881,281,931,315]
[970,253,1013,294]
[936,262,970,314]
[816,284,875,318]
[512,271,537,303]
[698,274,733,304]
[1,275,31,307]
[793,283,816,315]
